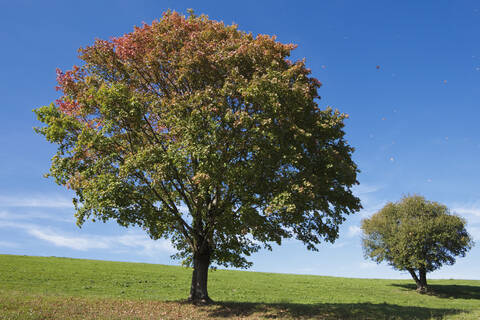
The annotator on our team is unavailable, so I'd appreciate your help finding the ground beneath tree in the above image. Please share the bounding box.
[1,292,478,320]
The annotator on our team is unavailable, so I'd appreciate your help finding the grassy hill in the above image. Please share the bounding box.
[0,254,478,319]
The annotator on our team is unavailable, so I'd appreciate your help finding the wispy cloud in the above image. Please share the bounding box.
[359,261,378,269]
[351,183,387,218]
[27,228,110,251]
[453,207,480,218]
[451,203,480,225]
[468,226,480,242]
[358,198,387,218]
[0,209,74,223]
[347,225,362,238]
[0,194,176,258]
[0,241,18,248]
[0,220,38,230]
[0,195,73,208]
[114,233,175,256]
[352,184,382,196]
[331,241,348,248]
[0,221,175,255]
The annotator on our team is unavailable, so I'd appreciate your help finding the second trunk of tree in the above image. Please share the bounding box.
[418,268,427,293]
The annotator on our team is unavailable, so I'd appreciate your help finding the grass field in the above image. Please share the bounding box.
[0,254,479,319]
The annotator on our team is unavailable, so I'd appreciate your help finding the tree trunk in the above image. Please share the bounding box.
[407,268,427,293]
[188,250,213,304]
[418,268,428,294]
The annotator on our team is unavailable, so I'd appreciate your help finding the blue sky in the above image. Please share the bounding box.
[1,0,479,280]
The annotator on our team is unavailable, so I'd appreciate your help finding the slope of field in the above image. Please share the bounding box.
[0,254,478,319]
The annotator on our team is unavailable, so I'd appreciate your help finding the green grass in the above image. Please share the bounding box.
[0,254,479,319]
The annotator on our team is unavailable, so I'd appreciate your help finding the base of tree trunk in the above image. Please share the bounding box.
[416,285,428,294]
[408,268,428,294]
[189,250,212,305]
[187,296,214,305]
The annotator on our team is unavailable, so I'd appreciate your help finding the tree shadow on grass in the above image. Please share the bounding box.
[201,301,465,319]
[392,283,480,300]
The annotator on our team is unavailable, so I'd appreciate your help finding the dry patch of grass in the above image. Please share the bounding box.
[1,292,477,320]
[1,293,200,320]
[0,293,292,320]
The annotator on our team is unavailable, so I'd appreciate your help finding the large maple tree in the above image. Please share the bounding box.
[35,11,361,303]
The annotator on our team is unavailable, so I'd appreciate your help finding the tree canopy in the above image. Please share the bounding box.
[361,195,473,293]
[34,10,361,303]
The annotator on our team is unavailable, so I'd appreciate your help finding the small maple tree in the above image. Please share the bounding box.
[34,10,361,303]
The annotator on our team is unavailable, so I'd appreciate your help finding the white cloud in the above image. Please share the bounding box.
[359,200,387,218]
[453,207,480,218]
[0,241,18,248]
[468,226,480,242]
[0,209,74,223]
[451,203,480,226]
[331,241,348,248]
[347,225,362,238]
[0,196,175,257]
[351,184,387,218]
[0,195,73,208]
[0,221,175,254]
[0,220,38,230]
[114,233,175,256]
[359,261,378,269]
[352,184,382,197]
[27,228,110,251]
